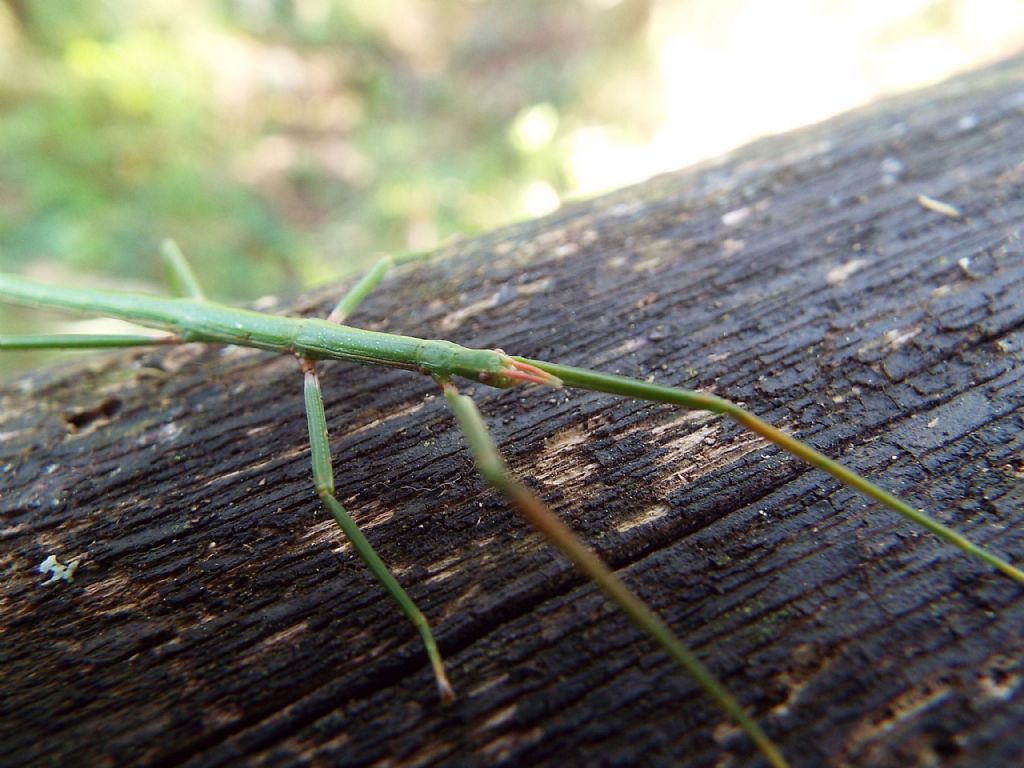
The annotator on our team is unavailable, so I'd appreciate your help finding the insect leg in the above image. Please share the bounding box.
[0,333,180,349]
[160,239,206,299]
[441,380,788,768]
[326,248,442,324]
[327,256,395,324]
[302,359,454,702]
[521,358,1024,586]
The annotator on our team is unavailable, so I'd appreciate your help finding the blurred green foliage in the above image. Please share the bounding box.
[0,0,651,298]
[2,5,292,295]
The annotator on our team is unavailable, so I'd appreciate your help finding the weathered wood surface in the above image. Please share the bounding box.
[2,56,1023,768]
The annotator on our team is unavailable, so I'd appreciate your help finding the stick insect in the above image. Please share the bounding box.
[2,241,1021,768]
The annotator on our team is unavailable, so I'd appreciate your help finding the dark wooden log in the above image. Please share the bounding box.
[2,55,1023,768]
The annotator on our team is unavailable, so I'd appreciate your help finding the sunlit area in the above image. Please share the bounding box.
[1,0,1023,370]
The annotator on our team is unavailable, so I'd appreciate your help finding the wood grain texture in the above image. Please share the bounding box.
[2,56,1023,768]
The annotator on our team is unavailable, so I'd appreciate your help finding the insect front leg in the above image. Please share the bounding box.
[441,380,788,768]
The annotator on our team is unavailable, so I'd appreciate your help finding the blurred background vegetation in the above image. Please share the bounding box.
[2,0,1023,371]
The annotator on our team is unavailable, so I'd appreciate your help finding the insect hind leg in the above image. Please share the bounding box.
[160,239,206,299]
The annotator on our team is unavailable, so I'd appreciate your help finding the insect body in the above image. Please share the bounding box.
[2,243,1021,768]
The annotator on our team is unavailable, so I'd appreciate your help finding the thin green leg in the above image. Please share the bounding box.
[328,256,394,324]
[302,359,454,702]
[305,254,454,698]
[520,359,1024,586]
[161,239,205,299]
[327,249,439,324]
[0,333,179,350]
[442,381,788,768]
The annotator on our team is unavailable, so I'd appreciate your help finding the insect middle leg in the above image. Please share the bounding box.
[300,359,454,701]
[297,256,455,700]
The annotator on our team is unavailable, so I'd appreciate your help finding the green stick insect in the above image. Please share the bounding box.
[2,241,1022,768]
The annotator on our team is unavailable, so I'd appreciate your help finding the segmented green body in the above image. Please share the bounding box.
[0,273,511,383]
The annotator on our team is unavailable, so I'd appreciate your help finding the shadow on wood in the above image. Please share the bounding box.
[2,55,1023,768]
